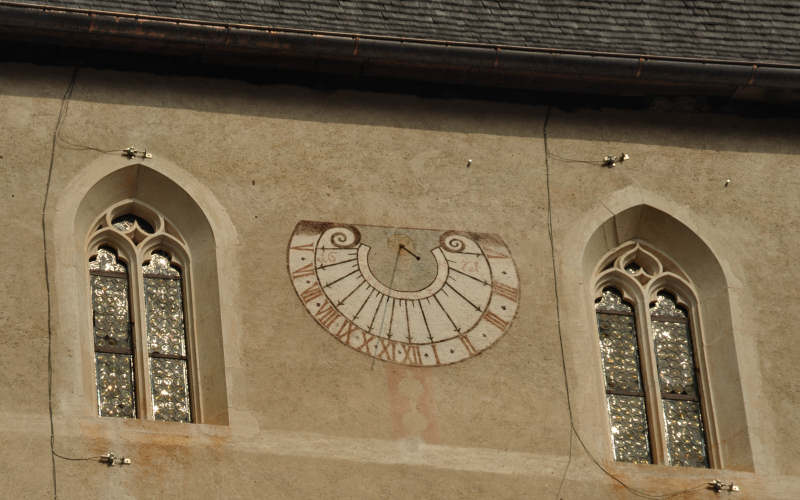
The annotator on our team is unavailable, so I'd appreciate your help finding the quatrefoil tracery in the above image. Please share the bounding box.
[89,200,187,271]
[595,241,694,312]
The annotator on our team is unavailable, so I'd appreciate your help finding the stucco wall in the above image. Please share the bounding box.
[1,62,799,499]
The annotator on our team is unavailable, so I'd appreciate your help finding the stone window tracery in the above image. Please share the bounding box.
[594,242,711,468]
[88,201,195,422]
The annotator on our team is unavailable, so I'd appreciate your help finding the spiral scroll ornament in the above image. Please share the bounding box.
[325,224,362,249]
[441,231,470,253]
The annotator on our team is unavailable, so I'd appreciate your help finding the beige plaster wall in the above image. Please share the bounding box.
[1,62,799,499]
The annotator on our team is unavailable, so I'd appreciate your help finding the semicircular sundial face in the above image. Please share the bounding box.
[287,220,520,366]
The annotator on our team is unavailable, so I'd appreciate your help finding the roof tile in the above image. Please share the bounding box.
[23,0,800,64]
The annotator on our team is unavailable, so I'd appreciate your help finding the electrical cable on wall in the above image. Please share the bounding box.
[542,106,713,500]
[50,77,150,159]
[43,66,80,500]
[42,67,133,500]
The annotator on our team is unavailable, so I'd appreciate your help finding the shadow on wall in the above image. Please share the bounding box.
[2,62,799,153]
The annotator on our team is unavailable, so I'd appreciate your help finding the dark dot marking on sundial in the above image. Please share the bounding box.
[315,303,320,307]
[306,280,311,284]
[502,271,507,275]
[301,257,305,260]
[450,349,454,354]
[501,305,506,310]
[482,333,487,338]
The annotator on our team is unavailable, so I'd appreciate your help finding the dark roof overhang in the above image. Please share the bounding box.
[2,1,800,102]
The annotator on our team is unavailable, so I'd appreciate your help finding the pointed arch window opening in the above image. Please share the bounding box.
[87,202,195,423]
[594,242,711,468]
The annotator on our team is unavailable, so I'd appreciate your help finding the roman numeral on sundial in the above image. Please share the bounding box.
[335,320,359,344]
[459,334,477,355]
[291,262,315,279]
[299,282,324,304]
[484,249,509,259]
[492,282,518,302]
[315,301,340,329]
[290,242,315,252]
[483,311,509,330]
[377,338,395,361]
[401,343,422,365]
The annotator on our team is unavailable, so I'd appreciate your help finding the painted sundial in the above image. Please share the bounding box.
[287,221,520,366]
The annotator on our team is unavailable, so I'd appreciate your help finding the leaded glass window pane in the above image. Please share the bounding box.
[663,400,709,467]
[90,248,136,418]
[143,252,192,422]
[596,288,651,463]
[597,312,643,393]
[143,256,186,357]
[150,358,191,422]
[95,353,136,417]
[651,316,697,397]
[90,273,132,351]
[112,213,154,233]
[650,292,708,467]
[595,288,633,314]
[607,394,651,464]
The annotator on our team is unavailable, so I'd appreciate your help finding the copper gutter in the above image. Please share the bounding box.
[1,0,799,93]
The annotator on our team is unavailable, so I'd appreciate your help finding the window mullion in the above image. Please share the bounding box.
[132,250,154,420]
[636,300,667,464]
[181,268,203,423]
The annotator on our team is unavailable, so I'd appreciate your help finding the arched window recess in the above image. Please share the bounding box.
[593,241,718,468]
[87,199,198,423]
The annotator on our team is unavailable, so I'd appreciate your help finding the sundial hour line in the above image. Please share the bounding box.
[368,294,387,333]
[405,300,412,343]
[433,294,460,332]
[448,267,489,285]
[318,247,359,252]
[324,268,360,288]
[316,257,358,270]
[337,277,365,305]
[419,299,434,342]
[444,282,482,311]
[353,289,375,320]
[388,298,396,338]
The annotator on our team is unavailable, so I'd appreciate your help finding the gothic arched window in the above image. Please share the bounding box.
[594,242,711,468]
[88,201,195,422]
